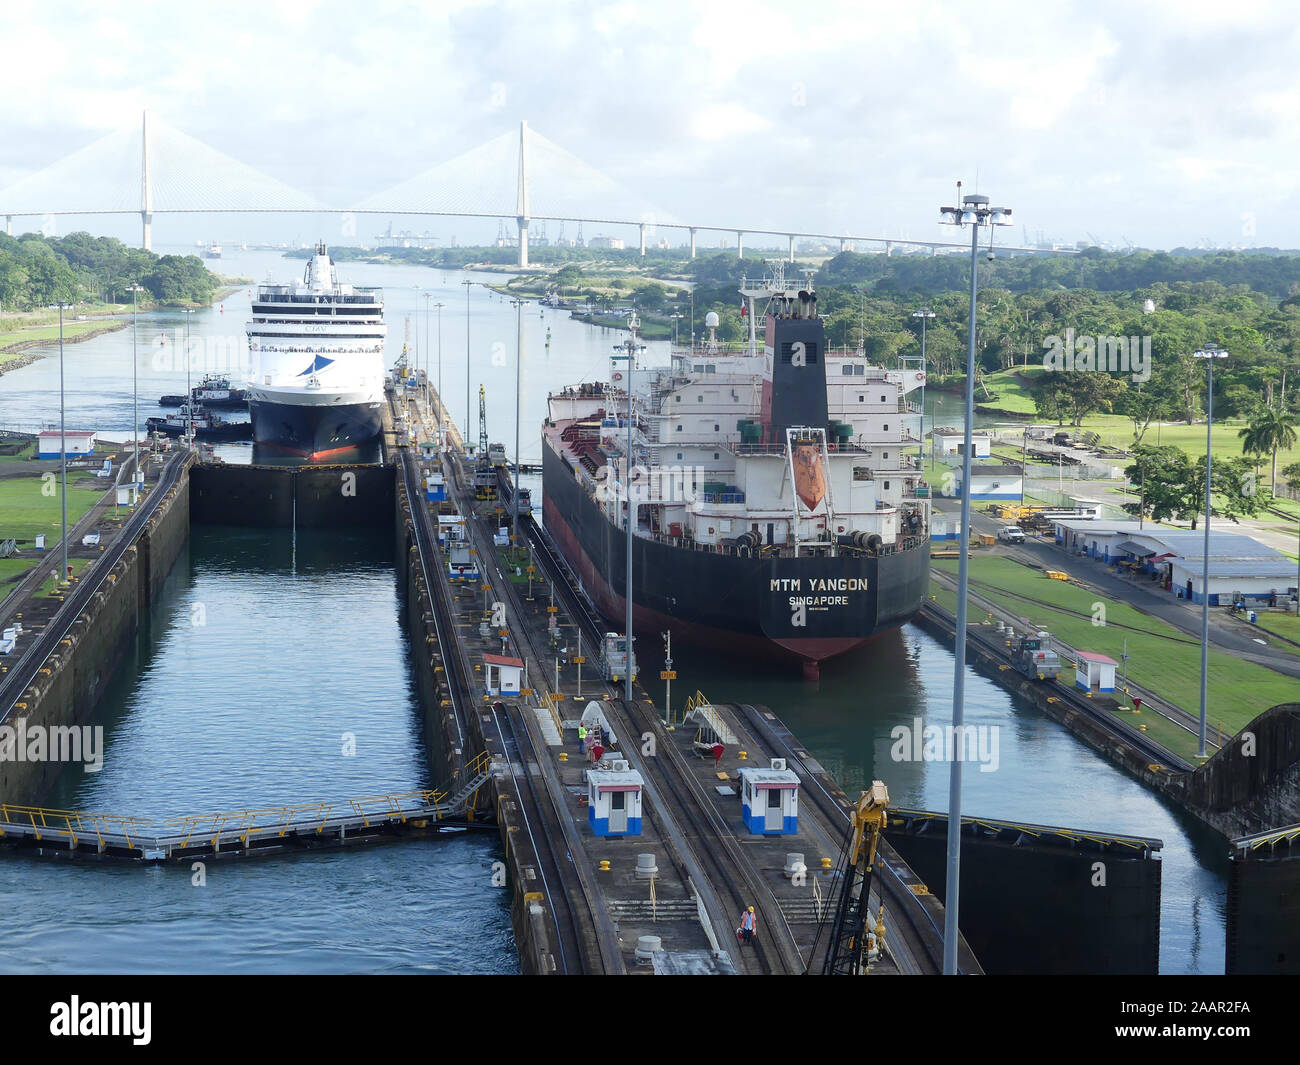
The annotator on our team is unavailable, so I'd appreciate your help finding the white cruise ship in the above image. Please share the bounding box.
[244,243,386,457]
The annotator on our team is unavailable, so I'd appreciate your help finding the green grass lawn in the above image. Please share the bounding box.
[929,554,1297,739]
[0,473,105,544]
[0,319,122,358]
[1252,612,1300,646]
[972,368,1300,474]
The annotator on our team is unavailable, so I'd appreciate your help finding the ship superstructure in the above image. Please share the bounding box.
[541,265,931,677]
[244,242,386,457]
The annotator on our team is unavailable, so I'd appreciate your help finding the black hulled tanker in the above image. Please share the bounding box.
[541,277,931,678]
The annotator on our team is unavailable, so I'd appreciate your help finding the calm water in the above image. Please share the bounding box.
[0,525,518,974]
[0,248,1228,973]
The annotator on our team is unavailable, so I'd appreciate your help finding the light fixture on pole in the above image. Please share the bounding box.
[127,284,145,488]
[936,187,1013,975]
[56,302,72,585]
[911,309,934,468]
[512,297,524,550]
[434,301,445,447]
[182,308,196,447]
[422,291,432,418]
[1192,345,1228,758]
[462,279,473,449]
[613,311,647,702]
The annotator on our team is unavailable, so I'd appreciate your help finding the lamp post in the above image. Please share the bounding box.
[127,284,145,486]
[1192,345,1228,758]
[434,301,445,447]
[937,190,1013,975]
[422,292,432,421]
[912,309,934,471]
[182,308,196,446]
[462,279,473,450]
[57,302,71,584]
[614,312,646,702]
[512,297,524,550]
[670,312,684,347]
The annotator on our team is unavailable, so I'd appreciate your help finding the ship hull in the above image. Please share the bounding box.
[248,399,382,457]
[541,441,929,675]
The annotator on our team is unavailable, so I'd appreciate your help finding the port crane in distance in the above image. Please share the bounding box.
[820,780,890,975]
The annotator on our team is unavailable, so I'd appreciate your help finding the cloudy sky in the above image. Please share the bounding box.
[3,0,1298,251]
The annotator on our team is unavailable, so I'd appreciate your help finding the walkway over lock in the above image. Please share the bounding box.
[0,752,494,862]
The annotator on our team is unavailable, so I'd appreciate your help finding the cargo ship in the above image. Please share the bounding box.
[540,266,931,678]
[243,243,386,458]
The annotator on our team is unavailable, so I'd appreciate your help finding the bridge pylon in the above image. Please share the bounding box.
[516,120,530,269]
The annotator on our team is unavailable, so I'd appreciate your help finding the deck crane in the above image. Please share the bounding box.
[820,780,890,975]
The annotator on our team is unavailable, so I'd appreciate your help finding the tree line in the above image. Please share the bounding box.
[0,232,219,310]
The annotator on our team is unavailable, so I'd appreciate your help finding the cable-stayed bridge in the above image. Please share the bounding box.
[0,112,1064,264]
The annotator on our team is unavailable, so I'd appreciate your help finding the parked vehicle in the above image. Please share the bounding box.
[998,526,1026,544]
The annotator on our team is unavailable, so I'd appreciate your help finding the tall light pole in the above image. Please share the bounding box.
[57,302,71,584]
[1192,345,1228,758]
[127,284,145,485]
[912,309,934,471]
[434,301,445,446]
[937,190,1013,975]
[422,291,432,419]
[182,308,196,446]
[614,312,646,702]
[462,279,473,452]
[512,297,524,549]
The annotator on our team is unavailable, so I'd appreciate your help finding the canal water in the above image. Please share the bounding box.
[0,523,517,974]
[0,247,1229,973]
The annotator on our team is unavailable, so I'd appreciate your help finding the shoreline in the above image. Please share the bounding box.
[0,285,245,378]
[0,321,129,376]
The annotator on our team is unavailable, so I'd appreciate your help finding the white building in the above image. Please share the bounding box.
[37,430,97,458]
[1052,520,1295,605]
[933,428,991,457]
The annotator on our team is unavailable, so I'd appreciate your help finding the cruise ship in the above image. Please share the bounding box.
[244,243,386,457]
[541,266,931,679]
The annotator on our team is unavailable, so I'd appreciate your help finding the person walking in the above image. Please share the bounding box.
[577,723,587,755]
[740,906,756,945]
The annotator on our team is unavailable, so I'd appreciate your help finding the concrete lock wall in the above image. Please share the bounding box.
[1,469,190,803]
[191,464,394,528]
[886,829,1162,975]
[1178,704,1300,838]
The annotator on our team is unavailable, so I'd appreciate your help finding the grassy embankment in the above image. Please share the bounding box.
[928,553,1298,760]
[0,472,110,595]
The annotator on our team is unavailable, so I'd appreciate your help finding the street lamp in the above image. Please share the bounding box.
[1192,345,1228,758]
[912,310,934,471]
[422,291,432,419]
[670,312,684,347]
[181,308,196,446]
[434,301,445,447]
[127,284,145,487]
[462,279,473,450]
[614,312,647,702]
[512,297,524,550]
[56,302,72,585]
[936,189,1013,975]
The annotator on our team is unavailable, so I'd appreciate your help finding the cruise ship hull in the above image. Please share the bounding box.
[248,399,383,457]
[542,442,929,677]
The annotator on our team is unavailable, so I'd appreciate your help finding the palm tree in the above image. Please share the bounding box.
[1239,406,1299,486]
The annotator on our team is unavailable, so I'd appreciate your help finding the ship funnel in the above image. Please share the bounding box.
[797,290,811,318]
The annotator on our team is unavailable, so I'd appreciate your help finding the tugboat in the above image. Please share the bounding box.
[158,374,248,410]
[145,404,252,441]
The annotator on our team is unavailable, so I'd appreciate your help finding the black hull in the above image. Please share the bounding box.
[145,419,252,441]
[541,441,930,668]
[248,400,382,457]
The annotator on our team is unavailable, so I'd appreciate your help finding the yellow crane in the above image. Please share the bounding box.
[820,780,890,975]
